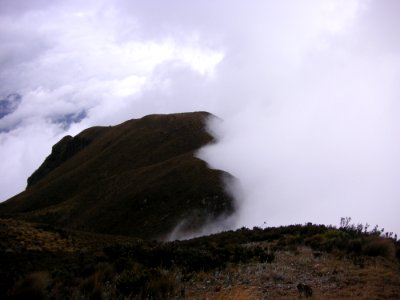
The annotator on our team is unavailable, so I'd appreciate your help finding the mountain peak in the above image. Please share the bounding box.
[0,111,234,240]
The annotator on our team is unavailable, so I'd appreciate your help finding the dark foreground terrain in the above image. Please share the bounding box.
[1,217,399,299]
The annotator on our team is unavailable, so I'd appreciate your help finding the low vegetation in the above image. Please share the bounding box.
[1,217,399,299]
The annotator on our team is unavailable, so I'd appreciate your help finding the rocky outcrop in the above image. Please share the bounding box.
[27,135,92,187]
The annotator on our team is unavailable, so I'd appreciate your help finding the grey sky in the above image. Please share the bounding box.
[1,0,400,234]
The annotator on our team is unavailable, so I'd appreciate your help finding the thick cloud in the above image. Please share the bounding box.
[1,0,400,235]
[0,93,22,119]
[199,0,400,233]
[0,0,222,200]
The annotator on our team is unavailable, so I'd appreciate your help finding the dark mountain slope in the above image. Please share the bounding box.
[0,111,234,239]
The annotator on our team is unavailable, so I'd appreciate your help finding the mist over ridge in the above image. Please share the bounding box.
[1,0,400,234]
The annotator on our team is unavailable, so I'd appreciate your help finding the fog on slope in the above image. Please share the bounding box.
[1,0,400,235]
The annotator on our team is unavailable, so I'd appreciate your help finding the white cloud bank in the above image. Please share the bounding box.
[1,0,400,234]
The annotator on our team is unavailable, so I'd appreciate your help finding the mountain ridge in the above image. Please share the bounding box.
[1,112,400,299]
[0,111,235,239]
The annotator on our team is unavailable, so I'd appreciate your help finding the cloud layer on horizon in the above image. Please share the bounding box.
[1,0,400,234]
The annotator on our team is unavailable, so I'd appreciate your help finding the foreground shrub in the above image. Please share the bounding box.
[175,247,224,272]
[9,271,50,300]
[142,271,177,300]
[115,264,149,297]
[78,263,115,299]
[115,266,177,299]
[363,237,396,259]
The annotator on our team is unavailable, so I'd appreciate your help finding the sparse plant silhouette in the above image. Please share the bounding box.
[1,217,399,299]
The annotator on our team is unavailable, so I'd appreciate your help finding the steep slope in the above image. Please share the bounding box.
[0,112,234,239]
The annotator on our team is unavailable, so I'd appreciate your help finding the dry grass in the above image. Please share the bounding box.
[1,218,399,299]
[212,286,260,300]
[185,285,260,300]
[0,218,75,252]
[181,246,400,299]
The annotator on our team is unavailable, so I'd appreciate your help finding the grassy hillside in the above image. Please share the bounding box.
[1,111,399,299]
[1,218,399,299]
[0,112,234,239]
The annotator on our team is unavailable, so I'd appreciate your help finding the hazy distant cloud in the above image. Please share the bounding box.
[1,0,400,235]
[0,0,222,200]
[0,93,21,120]
[0,0,55,15]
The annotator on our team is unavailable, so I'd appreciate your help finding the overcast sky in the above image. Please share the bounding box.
[1,0,400,234]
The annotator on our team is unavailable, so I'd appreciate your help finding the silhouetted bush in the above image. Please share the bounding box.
[3,218,398,299]
[9,272,50,300]
[79,275,101,300]
[114,266,177,299]
[363,237,396,259]
[142,270,177,300]
[175,247,223,272]
[115,265,150,297]
[252,246,275,263]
